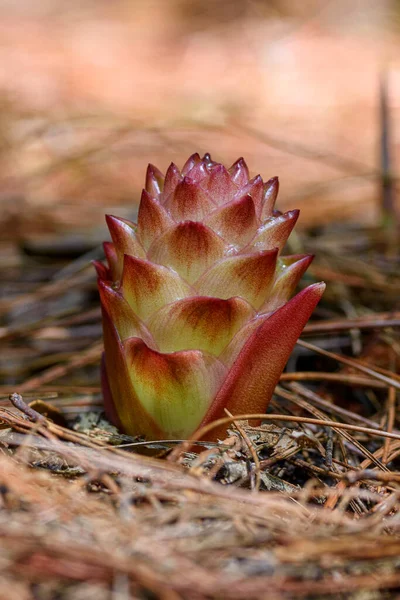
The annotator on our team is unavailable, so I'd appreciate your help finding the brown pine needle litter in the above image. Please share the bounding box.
[1,211,400,599]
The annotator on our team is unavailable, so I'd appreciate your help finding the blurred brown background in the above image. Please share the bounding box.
[0,0,399,244]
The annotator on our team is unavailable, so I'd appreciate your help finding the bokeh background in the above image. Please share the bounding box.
[0,0,399,248]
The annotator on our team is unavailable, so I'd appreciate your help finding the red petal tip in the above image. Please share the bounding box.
[92,260,109,280]
[145,163,164,196]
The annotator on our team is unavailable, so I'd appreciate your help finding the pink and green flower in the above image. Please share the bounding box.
[95,153,324,440]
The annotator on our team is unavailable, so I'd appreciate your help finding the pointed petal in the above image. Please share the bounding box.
[148,221,227,284]
[228,157,250,187]
[276,253,313,273]
[238,175,264,216]
[147,296,255,355]
[220,259,314,366]
[200,283,326,438]
[248,209,299,253]
[145,163,164,197]
[186,161,208,183]
[182,152,201,175]
[98,279,152,342]
[103,242,119,280]
[205,164,237,205]
[205,193,257,246]
[261,177,279,219]
[106,215,146,278]
[137,189,174,250]
[93,260,110,280]
[101,309,162,438]
[121,254,193,321]
[201,152,218,168]
[164,177,215,221]
[261,254,314,312]
[162,162,182,201]
[196,249,278,309]
[124,339,226,439]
